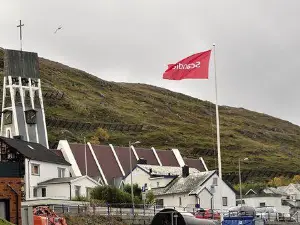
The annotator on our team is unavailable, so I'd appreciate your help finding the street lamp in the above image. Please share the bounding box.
[239,157,249,206]
[129,141,141,215]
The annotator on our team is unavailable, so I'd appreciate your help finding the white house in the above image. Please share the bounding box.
[123,164,200,190]
[146,166,236,211]
[0,136,100,201]
[239,191,290,213]
[37,176,100,200]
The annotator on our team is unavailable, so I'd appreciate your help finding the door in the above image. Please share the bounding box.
[0,200,9,221]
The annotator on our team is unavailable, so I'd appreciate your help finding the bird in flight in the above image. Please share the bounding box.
[54,26,63,34]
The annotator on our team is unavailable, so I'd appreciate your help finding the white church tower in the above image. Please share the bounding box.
[0,49,49,148]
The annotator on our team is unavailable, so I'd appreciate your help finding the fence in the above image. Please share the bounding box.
[22,203,300,225]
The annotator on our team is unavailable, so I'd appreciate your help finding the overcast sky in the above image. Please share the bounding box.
[1,1,300,125]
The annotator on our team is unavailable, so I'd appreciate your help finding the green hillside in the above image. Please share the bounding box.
[1,48,300,178]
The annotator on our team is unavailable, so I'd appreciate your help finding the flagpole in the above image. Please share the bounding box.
[213,43,223,220]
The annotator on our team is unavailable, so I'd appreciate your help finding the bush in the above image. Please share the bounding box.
[91,185,131,204]
[72,195,88,202]
[91,185,144,206]
[123,183,142,198]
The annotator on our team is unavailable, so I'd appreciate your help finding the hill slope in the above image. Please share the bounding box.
[1,49,300,177]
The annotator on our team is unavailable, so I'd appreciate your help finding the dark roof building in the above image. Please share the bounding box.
[0,136,70,165]
[57,140,209,187]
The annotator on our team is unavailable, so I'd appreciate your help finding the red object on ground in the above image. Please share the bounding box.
[33,206,68,225]
[195,209,220,220]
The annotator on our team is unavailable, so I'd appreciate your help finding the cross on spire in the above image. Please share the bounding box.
[17,20,24,51]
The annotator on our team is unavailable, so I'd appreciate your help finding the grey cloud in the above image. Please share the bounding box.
[1,0,300,124]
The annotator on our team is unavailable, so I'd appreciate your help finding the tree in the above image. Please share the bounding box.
[292,175,300,184]
[90,128,109,144]
[123,184,142,199]
[145,190,155,204]
[268,176,290,187]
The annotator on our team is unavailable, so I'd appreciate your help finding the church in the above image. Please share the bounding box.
[0,48,235,216]
[0,49,99,206]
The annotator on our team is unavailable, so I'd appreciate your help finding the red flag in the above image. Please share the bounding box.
[163,50,212,80]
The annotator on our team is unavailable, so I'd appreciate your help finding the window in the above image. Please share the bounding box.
[157,182,160,187]
[6,129,11,138]
[33,188,38,197]
[213,178,218,186]
[179,197,182,206]
[75,186,81,197]
[222,197,228,206]
[41,188,46,197]
[260,202,266,207]
[31,164,40,175]
[58,168,66,178]
[156,199,164,208]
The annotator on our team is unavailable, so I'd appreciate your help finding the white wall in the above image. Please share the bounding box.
[198,189,213,209]
[71,177,100,198]
[157,193,197,209]
[43,183,70,200]
[154,173,236,211]
[57,140,82,177]
[243,196,290,213]
[203,173,236,211]
[123,167,173,189]
[24,158,71,200]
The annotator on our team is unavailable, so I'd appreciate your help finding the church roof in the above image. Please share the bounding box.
[156,149,179,167]
[91,145,123,185]
[135,148,159,165]
[183,158,206,172]
[60,141,208,186]
[0,136,70,166]
[68,144,100,180]
[114,146,137,176]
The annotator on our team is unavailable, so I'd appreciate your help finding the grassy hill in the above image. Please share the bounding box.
[1,48,300,179]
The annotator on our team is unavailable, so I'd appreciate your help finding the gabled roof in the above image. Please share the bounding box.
[90,144,123,185]
[38,177,79,185]
[38,175,100,186]
[68,143,100,179]
[0,136,70,165]
[137,164,199,177]
[183,158,206,171]
[135,148,159,165]
[114,146,137,176]
[61,140,210,187]
[264,186,289,196]
[153,170,216,196]
[155,149,179,167]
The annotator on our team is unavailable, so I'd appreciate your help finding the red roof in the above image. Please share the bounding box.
[114,146,137,176]
[69,144,100,179]
[184,158,206,171]
[156,149,179,167]
[135,148,159,165]
[91,145,123,185]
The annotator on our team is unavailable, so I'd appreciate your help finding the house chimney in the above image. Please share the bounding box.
[137,158,147,165]
[182,165,189,178]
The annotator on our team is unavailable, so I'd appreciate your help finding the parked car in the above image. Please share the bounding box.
[195,209,221,220]
[255,206,278,221]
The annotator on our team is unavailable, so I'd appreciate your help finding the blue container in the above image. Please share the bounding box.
[223,216,255,225]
